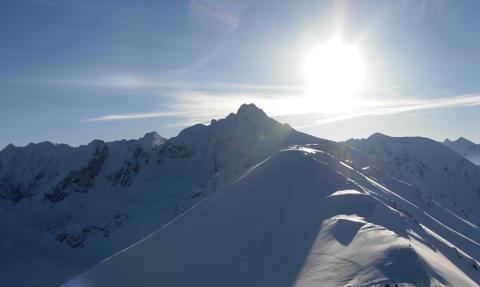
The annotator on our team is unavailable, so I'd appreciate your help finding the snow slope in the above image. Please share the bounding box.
[444,137,480,166]
[346,133,480,220]
[65,145,480,287]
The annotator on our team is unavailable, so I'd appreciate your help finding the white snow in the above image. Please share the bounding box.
[327,189,365,197]
[346,133,480,219]
[65,145,480,287]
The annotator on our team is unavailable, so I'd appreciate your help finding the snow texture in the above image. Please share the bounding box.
[65,144,480,287]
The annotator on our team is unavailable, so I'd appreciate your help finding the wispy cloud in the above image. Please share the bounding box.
[81,88,480,129]
[166,90,480,123]
[314,93,480,124]
[84,111,187,122]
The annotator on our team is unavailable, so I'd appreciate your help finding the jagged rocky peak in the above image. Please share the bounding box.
[160,103,310,162]
[220,103,285,130]
[236,103,268,118]
[231,103,273,123]
[140,132,167,150]
[178,104,286,139]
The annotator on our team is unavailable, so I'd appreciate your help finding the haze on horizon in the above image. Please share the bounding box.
[1,0,480,148]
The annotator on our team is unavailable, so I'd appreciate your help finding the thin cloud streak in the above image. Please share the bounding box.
[314,94,480,125]
[166,92,480,128]
[81,92,480,129]
[84,111,187,122]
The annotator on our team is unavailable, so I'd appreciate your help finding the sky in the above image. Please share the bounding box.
[1,0,480,148]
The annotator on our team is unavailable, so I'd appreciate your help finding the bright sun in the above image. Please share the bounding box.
[303,37,366,112]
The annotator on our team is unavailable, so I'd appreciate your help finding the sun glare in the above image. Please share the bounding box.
[303,37,366,112]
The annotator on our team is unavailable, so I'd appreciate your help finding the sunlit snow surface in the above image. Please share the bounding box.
[65,145,480,287]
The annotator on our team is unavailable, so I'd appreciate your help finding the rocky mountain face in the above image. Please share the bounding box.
[444,137,480,166]
[0,104,324,287]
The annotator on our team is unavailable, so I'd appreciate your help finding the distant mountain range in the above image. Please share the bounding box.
[1,104,479,287]
[444,137,480,166]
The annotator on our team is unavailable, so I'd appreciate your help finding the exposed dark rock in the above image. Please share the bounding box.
[45,143,108,202]
[54,222,120,249]
[107,145,144,187]
[160,145,195,160]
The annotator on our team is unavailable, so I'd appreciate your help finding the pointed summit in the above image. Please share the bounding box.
[236,103,267,118]
[229,103,277,128]
[213,103,280,131]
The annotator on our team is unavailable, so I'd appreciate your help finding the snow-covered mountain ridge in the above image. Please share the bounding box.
[66,144,480,287]
[1,104,479,287]
[346,133,480,219]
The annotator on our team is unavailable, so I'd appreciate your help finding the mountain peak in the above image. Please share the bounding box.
[140,131,166,150]
[1,143,16,153]
[444,137,476,149]
[236,103,268,118]
[455,136,475,145]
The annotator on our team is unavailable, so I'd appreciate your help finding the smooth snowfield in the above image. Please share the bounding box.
[66,147,480,287]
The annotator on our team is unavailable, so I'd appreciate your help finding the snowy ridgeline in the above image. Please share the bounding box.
[65,146,480,287]
[1,104,479,287]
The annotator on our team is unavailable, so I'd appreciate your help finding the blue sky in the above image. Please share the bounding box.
[1,0,480,148]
